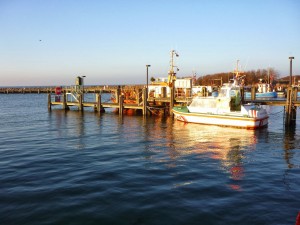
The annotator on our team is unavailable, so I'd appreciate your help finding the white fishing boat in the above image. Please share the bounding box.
[172,62,269,129]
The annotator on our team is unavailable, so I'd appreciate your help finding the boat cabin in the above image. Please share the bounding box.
[187,83,242,114]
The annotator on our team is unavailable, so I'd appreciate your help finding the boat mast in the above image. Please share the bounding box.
[233,59,244,81]
[168,50,179,87]
[235,59,240,77]
[267,68,270,84]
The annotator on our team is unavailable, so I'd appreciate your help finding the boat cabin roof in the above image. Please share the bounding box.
[218,83,241,98]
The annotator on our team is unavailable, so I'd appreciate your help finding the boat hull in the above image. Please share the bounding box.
[172,107,268,129]
[245,91,277,98]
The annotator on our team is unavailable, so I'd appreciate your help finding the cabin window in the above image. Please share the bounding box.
[219,89,227,97]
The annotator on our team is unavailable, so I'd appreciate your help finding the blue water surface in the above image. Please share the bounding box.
[0,94,299,225]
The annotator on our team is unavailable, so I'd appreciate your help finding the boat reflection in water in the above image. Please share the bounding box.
[171,121,259,191]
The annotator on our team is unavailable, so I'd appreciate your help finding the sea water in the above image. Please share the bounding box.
[0,94,299,225]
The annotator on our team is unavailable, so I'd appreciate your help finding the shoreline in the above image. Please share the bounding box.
[0,85,144,94]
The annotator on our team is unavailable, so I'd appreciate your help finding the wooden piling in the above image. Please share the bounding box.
[251,86,256,100]
[291,87,298,124]
[285,87,297,126]
[142,88,147,116]
[48,94,51,110]
[170,86,174,116]
[62,93,69,110]
[96,93,102,114]
[116,87,121,104]
[285,87,291,126]
[119,94,124,115]
[79,94,83,111]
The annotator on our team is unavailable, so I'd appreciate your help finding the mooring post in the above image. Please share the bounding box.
[47,93,51,110]
[116,86,121,104]
[119,94,124,116]
[62,92,69,110]
[285,56,296,127]
[96,93,102,114]
[291,87,298,125]
[285,87,292,126]
[286,87,298,126]
[142,88,147,116]
[170,86,174,116]
[79,94,83,111]
[251,86,256,100]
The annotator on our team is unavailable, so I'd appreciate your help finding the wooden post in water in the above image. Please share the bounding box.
[62,92,69,110]
[170,86,174,116]
[116,87,121,104]
[285,87,291,126]
[251,86,256,100]
[285,87,297,126]
[48,93,51,110]
[96,93,102,115]
[79,94,83,111]
[142,88,147,116]
[291,87,298,124]
[119,94,124,115]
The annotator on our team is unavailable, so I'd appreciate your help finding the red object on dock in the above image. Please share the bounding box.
[55,86,62,95]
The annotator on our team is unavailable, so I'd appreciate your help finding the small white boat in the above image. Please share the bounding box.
[172,66,269,129]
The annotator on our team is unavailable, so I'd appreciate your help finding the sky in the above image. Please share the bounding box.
[0,0,299,86]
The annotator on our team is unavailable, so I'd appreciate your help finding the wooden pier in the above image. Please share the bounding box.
[48,87,149,116]
[47,85,299,126]
[2,84,299,127]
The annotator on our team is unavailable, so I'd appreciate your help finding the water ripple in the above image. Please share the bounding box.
[0,94,299,225]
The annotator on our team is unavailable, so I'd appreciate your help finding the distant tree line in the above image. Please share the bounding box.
[195,68,279,86]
